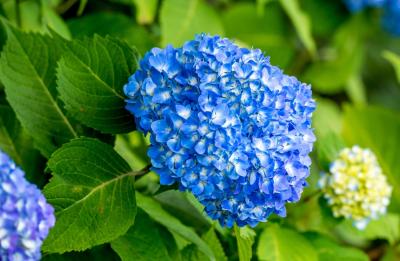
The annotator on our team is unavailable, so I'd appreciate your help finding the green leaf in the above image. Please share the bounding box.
[312,97,342,138]
[42,244,120,261]
[57,35,138,134]
[158,226,182,261]
[78,0,88,16]
[43,138,137,253]
[221,2,295,69]
[133,0,159,24]
[181,244,203,261]
[0,23,78,157]
[303,14,366,94]
[345,75,367,106]
[318,196,343,228]
[160,0,224,47]
[202,228,227,261]
[302,0,346,37]
[337,214,400,245]
[114,132,150,171]
[362,214,400,244]
[383,50,400,83]
[343,106,400,210]
[279,0,316,57]
[234,225,255,261]
[2,1,71,39]
[382,244,400,261]
[0,98,46,185]
[317,132,345,171]
[67,12,156,55]
[257,224,318,261]
[256,0,273,15]
[111,209,172,261]
[155,190,211,231]
[2,1,42,31]
[42,5,72,40]
[185,192,228,236]
[136,192,215,260]
[304,232,369,261]
[0,97,29,165]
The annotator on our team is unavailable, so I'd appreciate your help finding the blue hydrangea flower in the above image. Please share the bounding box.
[0,151,55,260]
[344,0,386,11]
[124,35,316,227]
[382,0,400,36]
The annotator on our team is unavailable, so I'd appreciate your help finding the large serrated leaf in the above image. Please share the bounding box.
[57,35,137,134]
[257,224,318,261]
[43,138,137,253]
[136,192,215,260]
[0,23,78,157]
[111,209,172,261]
[160,0,224,47]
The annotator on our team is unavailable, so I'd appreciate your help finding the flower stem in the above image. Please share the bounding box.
[301,189,322,203]
[129,164,152,177]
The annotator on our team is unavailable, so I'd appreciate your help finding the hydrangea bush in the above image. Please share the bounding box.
[0,0,399,260]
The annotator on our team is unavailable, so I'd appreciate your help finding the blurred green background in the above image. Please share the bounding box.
[1,0,400,260]
[2,0,399,111]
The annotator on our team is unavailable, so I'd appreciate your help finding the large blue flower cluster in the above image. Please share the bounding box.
[124,35,316,227]
[344,0,400,36]
[0,151,55,260]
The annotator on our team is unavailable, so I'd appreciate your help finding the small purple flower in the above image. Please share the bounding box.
[0,151,55,260]
[124,35,316,227]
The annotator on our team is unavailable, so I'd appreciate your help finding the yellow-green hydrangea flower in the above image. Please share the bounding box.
[319,146,392,229]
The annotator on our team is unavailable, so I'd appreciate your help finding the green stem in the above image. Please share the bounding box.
[301,189,322,204]
[129,164,152,177]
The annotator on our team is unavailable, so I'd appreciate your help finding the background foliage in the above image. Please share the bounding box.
[0,0,399,260]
